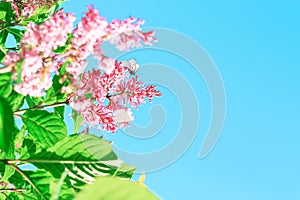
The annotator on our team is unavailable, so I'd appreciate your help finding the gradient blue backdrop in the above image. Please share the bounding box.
[62,1,300,199]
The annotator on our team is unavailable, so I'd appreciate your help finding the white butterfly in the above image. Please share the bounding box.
[121,59,140,74]
[113,108,134,123]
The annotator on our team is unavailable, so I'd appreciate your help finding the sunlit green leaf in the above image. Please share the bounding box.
[19,135,43,159]
[0,97,15,182]
[55,105,65,120]
[14,125,25,153]
[0,30,8,44]
[7,90,24,111]
[23,169,76,200]
[9,169,75,200]
[74,176,159,200]
[22,110,67,148]
[0,2,13,22]
[45,64,69,105]
[0,96,14,155]
[71,109,82,134]
[26,134,135,186]
[0,72,12,98]
[31,96,44,106]
[1,165,15,182]
[0,30,8,62]
[25,96,36,108]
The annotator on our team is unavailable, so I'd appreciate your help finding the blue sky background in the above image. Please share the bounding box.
[62,1,300,199]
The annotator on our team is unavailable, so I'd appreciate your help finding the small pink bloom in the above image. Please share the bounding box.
[105,17,157,51]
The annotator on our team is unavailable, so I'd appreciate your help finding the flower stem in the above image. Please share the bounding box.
[14,101,67,115]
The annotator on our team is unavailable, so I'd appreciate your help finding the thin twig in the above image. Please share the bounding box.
[6,47,20,51]
[0,66,12,74]
[13,113,22,118]
[14,102,67,115]
[0,189,27,193]
[0,21,21,32]
[0,187,38,200]
[6,163,46,200]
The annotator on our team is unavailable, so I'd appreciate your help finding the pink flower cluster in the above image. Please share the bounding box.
[3,9,75,96]
[63,6,108,77]
[3,5,161,132]
[22,10,75,57]
[69,60,161,133]
[3,5,156,96]
[115,77,162,109]
[64,6,157,75]
[106,17,157,51]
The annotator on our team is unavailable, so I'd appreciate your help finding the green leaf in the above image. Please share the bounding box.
[23,169,75,200]
[0,42,6,52]
[26,134,135,185]
[8,169,27,189]
[7,90,24,111]
[19,135,43,159]
[50,134,118,161]
[25,95,43,108]
[32,96,44,105]
[54,105,65,120]
[44,96,57,105]
[25,95,35,108]
[0,72,12,98]
[0,43,7,62]
[7,171,38,199]
[74,176,159,200]
[14,125,25,151]
[22,110,67,148]
[20,7,49,25]
[0,2,13,22]
[44,64,69,104]
[7,193,35,200]
[9,169,75,200]
[45,84,59,105]
[0,96,14,155]
[1,165,15,182]
[72,109,82,133]
[53,46,67,54]
[0,97,15,182]
[0,30,8,62]
[0,30,8,44]
[49,0,69,15]
[0,193,6,199]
